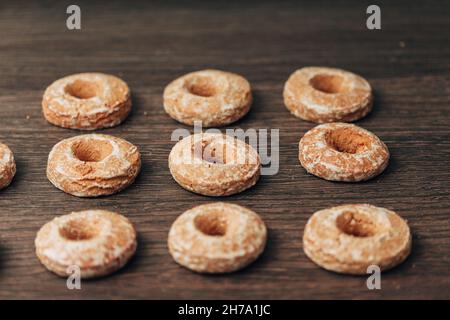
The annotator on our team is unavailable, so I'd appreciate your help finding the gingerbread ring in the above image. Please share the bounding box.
[163,69,252,127]
[47,134,141,197]
[169,133,260,196]
[283,67,373,123]
[299,122,389,182]
[42,73,131,130]
[0,142,16,190]
[303,204,412,275]
[168,202,267,273]
[35,210,137,278]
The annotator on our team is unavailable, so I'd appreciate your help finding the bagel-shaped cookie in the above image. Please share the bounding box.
[163,69,252,127]
[0,143,16,190]
[42,73,131,130]
[47,134,141,197]
[169,132,260,196]
[283,67,373,123]
[35,210,137,278]
[303,204,412,275]
[168,202,267,273]
[299,122,389,182]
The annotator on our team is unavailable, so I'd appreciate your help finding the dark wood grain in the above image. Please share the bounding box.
[0,0,449,299]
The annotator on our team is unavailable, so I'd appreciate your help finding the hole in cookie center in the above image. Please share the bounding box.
[59,218,100,241]
[310,74,345,94]
[194,140,229,164]
[65,80,100,99]
[326,128,371,154]
[336,211,380,237]
[194,212,228,237]
[71,139,113,162]
[187,76,217,97]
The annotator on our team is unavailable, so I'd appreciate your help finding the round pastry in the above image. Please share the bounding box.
[0,142,16,190]
[284,67,373,123]
[163,69,252,127]
[168,202,267,273]
[169,132,260,196]
[303,204,412,275]
[35,210,137,278]
[42,73,131,130]
[299,122,389,182]
[47,134,141,197]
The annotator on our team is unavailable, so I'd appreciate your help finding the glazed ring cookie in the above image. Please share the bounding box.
[163,69,252,127]
[168,202,267,273]
[169,132,260,196]
[299,122,389,182]
[0,143,16,190]
[42,73,131,130]
[303,204,412,274]
[283,67,373,123]
[35,210,137,278]
[47,134,141,197]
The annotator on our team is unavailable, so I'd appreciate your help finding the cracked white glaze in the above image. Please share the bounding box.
[168,202,267,273]
[42,73,131,130]
[169,132,261,196]
[47,134,141,197]
[299,122,389,182]
[163,69,252,127]
[303,204,412,275]
[0,143,16,189]
[35,210,137,278]
[284,66,373,123]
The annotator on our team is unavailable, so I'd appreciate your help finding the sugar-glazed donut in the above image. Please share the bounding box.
[299,122,389,182]
[43,73,131,130]
[303,204,412,274]
[169,132,260,196]
[35,210,137,278]
[163,69,252,127]
[168,202,267,273]
[0,142,16,190]
[284,67,373,123]
[47,134,141,197]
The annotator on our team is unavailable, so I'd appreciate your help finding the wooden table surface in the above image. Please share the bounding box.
[0,0,449,299]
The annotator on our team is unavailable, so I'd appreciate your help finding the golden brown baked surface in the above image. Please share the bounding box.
[164,69,252,127]
[168,202,267,273]
[0,142,16,190]
[284,67,373,123]
[299,122,389,182]
[169,132,261,196]
[47,134,141,197]
[303,204,412,275]
[42,73,131,130]
[35,210,137,279]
